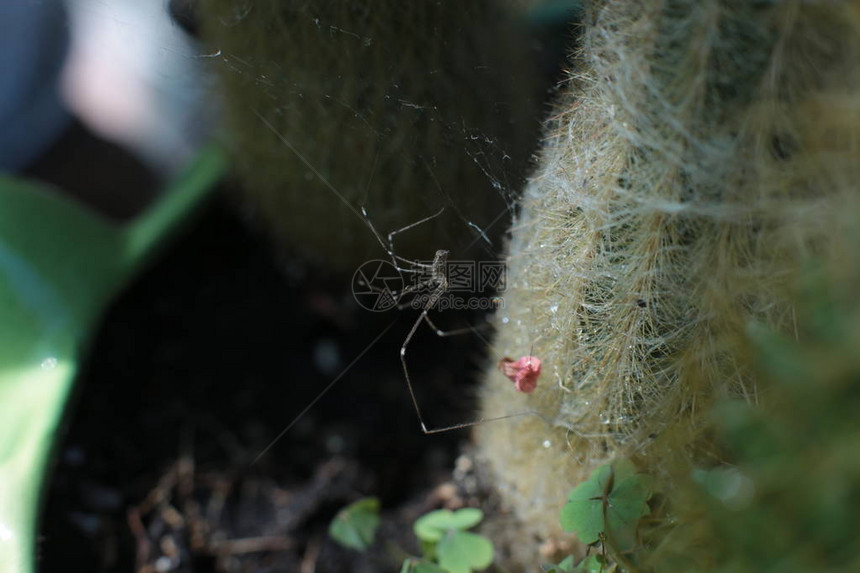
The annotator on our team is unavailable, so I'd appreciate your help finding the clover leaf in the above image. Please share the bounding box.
[413,508,483,542]
[436,530,494,573]
[559,459,651,552]
[329,497,380,551]
[411,508,493,573]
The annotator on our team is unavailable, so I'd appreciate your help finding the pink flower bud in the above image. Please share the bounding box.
[498,355,542,393]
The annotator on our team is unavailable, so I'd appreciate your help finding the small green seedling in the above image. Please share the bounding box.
[401,559,449,573]
[408,508,494,573]
[328,500,493,573]
[543,555,577,573]
[543,554,609,573]
[329,497,381,551]
[559,459,651,553]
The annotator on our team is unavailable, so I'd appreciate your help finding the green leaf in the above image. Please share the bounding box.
[574,554,605,573]
[402,558,449,573]
[559,460,651,551]
[605,460,652,551]
[414,508,484,542]
[544,553,606,573]
[328,497,380,551]
[420,538,438,561]
[542,555,577,573]
[747,322,809,386]
[436,530,494,573]
[559,464,612,544]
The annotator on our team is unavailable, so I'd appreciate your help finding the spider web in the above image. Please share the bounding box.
[197,0,547,269]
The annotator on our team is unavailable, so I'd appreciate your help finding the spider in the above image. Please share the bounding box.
[361,207,536,433]
[249,110,541,462]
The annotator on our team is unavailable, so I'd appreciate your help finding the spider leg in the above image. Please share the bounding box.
[421,314,485,338]
[361,206,445,274]
[399,285,536,434]
[361,206,412,273]
[400,308,433,434]
[387,207,445,257]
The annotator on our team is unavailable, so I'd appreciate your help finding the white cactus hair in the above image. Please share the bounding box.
[477,0,860,564]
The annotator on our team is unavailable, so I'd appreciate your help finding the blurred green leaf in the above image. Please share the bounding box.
[436,530,494,573]
[401,558,449,573]
[541,554,576,573]
[576,554,607,572]
[543,554,607,573]
[414,508,484,542]
[328,497,380,551]
[747,322,810,386]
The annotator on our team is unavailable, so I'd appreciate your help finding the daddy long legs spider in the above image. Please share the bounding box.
[360,207,537,434]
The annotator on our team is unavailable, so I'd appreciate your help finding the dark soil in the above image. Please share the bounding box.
[39,196,495,573]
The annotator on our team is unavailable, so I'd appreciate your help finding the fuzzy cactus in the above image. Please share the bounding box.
[198,0,541,269]
[476,0,860,565]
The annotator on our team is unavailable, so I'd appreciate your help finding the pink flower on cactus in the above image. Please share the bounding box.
[498,355,542,394]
